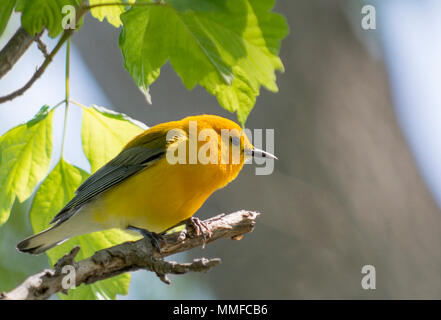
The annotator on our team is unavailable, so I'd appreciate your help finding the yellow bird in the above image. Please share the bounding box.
[17,114,276,254]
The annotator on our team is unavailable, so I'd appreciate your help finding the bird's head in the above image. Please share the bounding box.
[174,114,277,166]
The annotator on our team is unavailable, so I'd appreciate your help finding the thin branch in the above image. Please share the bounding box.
[0,30,73,104]
[0,27,36,79]
[0,210,260,300]
[34,35,50,59]
[0,0,88,104]
[61,39,70,156]
[0,1,162,103]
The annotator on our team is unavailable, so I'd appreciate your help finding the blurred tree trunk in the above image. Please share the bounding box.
[73,0,441,298]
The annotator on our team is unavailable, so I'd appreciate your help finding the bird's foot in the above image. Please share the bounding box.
[144,231,164,254]
[187,217,212,248]
[127,226,164,254]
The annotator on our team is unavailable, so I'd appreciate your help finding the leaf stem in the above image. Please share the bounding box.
[84,1,164,11]
[52,99,67,110]
[61,39,71,157]
[69,99,87,109]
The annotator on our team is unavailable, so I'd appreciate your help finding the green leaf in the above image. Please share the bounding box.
[81,105,147,173]
[0,196,49,293]
[29,159,137,300]
[89,0,135,28]
[0,0,16,37]
[17,0,80,37]
[0,105,54,226]
[119,0,288,125]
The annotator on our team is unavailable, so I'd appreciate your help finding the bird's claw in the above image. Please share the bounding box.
[188,217,212,248]
[145,231,164,254]
[127,225,164,255]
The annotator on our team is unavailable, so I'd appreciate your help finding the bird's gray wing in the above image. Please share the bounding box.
[50,146,165,224]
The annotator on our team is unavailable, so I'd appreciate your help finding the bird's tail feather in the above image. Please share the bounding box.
[17,207,102,255]
[16,223,69,255]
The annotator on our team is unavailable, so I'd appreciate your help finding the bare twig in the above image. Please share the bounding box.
[0,210,260,300]
[34,35,50,59]
[0,1,164,103]
[0,0,88,104]
[0,30,73,103]
[0,28,36,79]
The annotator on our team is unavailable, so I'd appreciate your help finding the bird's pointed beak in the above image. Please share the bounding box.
[247,147,278,160]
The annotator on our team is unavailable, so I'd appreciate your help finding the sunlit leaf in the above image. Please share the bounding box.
[0,105,54,226]
[119,0,288,124]
[81,105,147,172]
[0,0,16,37]
[89,0,136,28]
[16,0,80,37]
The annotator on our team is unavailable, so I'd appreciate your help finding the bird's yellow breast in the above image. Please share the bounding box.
[90,157,242,233]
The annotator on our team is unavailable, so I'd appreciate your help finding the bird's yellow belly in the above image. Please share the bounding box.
[90,159,225,233]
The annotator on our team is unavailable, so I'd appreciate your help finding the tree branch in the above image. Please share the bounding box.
[0,1,165,104]
[0,27,36,79]
[0,30,73,104]
[34,36,50,59]
[0,0,88,104]
[0,210,260,300]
